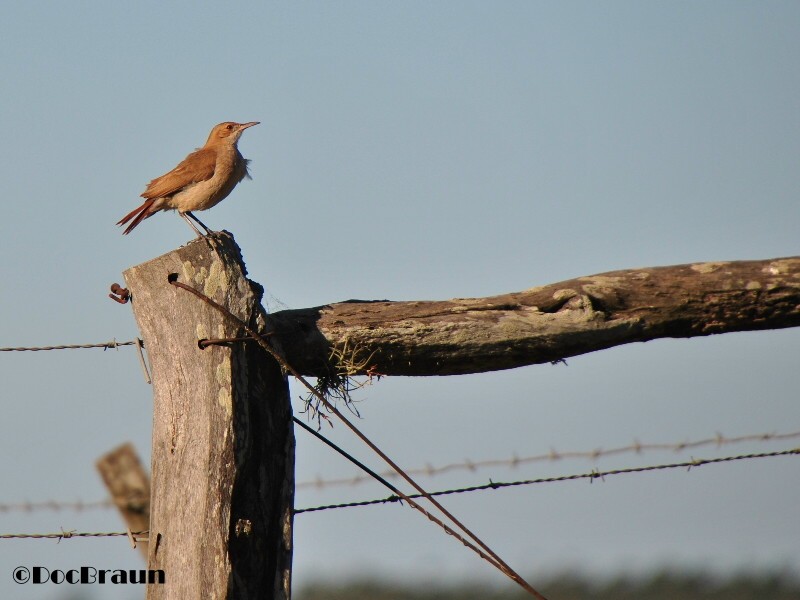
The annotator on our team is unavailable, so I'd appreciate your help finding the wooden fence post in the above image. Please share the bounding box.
[123,232,294,599]
[96,443,151,560]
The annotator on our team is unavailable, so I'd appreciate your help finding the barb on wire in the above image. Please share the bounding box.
[3,449,796,545]
[0,529,148,542]
[296,429,800,489]
[0,336,151,384]
[0,340,138,352]
[169,273,550,600]
[4,432,799,515]
[295,447,800,514]
[0,500,113,513]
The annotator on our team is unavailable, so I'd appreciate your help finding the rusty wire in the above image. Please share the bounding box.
[198,333,275,348]
[296,429,800,489]
[4,279,791,597]
[169,274,550,600]
[4,448,797,542]
[3,332,794,488]
[3,429,798,514]
[292,417,400,494]
[295,447,800,514]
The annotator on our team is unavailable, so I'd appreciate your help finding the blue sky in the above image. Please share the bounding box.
[1,2,798,598]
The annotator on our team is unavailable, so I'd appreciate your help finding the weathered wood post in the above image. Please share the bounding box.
[123,232,294,599]
[96,443,151,560]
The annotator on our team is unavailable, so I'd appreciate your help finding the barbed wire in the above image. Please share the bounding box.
[0,340,137,352]
[0,499,113,513]
[296,429,800,489]
[5,448,796,540]
[294,447,800,514]
[0,337,152,383]
[0,529,148,542]
[1,428,797,514]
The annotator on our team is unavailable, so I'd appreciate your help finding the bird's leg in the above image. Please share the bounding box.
[179,212,206,238]
[186,211,216,236]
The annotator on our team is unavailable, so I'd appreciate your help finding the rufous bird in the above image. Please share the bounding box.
[117,121,259,236]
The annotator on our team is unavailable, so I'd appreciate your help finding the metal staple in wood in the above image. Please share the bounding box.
[168,274,550,600]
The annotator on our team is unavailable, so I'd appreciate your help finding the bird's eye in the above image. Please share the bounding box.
[226,124,233,130]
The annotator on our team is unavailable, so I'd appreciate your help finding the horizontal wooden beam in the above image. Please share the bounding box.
[267,257,800,376]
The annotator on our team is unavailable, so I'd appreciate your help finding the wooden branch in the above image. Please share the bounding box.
[123,233,294,600]
[96,443,150,560]
[267,257,800,376]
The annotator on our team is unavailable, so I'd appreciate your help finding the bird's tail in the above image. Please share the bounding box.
[117,198,157,235]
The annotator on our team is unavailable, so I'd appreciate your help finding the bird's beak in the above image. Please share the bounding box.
[238,121,260,131]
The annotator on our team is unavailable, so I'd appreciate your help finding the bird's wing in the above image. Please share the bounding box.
[141,147,217,199]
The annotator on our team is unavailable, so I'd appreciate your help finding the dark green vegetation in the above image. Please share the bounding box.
[297,572,800,600]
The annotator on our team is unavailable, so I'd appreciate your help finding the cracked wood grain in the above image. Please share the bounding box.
[267,257,800,376]
[123,232,294,600]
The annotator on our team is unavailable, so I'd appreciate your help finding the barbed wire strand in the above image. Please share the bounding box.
[297,429,800,489]
[1,428,797,515]
[295,447,800,514]
[0,529,148,542]
[169,276,550,600]
[2,336,795,486]
[0,337,152,384]
[2,320,791,593]
[0,340,137,352]
[5,448,797,542]
[0,500,113,513]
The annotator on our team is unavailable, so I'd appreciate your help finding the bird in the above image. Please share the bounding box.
[117,121,259,236]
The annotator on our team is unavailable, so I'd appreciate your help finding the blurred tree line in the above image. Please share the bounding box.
[296,571,800,600]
